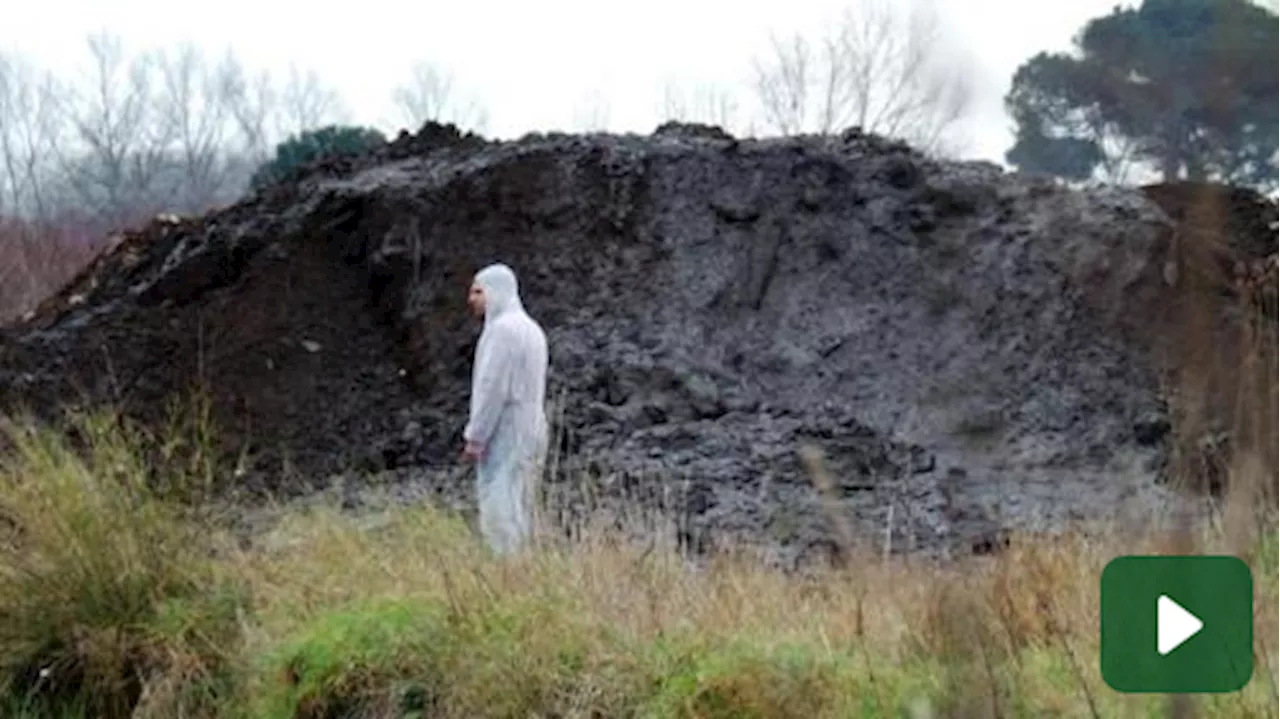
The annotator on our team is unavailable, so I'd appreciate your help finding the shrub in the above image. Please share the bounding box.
[250,125,386,190]
[0,413,245,718]
[0,217,103,324]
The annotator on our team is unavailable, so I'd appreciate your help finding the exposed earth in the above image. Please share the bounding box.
[1,122,1275,567]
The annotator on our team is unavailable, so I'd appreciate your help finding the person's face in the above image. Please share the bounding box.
[467,282,486,319]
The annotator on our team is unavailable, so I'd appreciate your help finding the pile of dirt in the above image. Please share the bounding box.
[1143,181,1277,259]
[1141,181,1276,308]
[1,122,1275,566]
[1137,181,1278,496]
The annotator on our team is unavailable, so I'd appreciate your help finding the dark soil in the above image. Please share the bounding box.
[2,122,1275,567]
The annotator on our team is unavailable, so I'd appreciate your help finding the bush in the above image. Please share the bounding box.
[0,413,245,718]
[0,217,103,324]
[250,125,386,190]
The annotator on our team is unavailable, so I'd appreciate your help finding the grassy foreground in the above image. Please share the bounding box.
[0,414,1276,719]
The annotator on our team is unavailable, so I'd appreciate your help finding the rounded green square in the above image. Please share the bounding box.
[1100,555,1253,693]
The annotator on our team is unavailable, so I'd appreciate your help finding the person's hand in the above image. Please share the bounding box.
[462,441,484,462]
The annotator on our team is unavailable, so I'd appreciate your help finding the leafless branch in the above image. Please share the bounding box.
[0,53,62,220]
[277,64,346,137]
[391,61,489,133]
[752,33,812,136]
[0,38,362,231]
[750,0,975,154]
[53,31,175,228]
[154,44,240,212]
[221,56,278,164]
[658,80,739,130]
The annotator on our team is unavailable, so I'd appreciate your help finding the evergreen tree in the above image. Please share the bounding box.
[1005,0,1277,189]
[251,125,386,189]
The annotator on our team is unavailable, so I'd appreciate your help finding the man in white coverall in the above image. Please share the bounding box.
[462,263,549,556]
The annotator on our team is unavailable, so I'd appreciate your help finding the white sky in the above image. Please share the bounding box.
[0,0,1136,165]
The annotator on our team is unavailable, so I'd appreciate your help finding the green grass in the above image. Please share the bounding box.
[0,413,245,718]
[0,413,1276,718]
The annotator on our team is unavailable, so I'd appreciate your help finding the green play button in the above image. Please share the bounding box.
[1100,555,1254,693]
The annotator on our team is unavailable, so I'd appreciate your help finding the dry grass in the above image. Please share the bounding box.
[0,409,1275,719]
[234,503,1277,719]
[0,413,245,719]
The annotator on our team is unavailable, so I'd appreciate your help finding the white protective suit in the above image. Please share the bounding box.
[464,263,549,556]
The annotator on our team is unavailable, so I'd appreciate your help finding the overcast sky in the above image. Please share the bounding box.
[1,0,1140,165]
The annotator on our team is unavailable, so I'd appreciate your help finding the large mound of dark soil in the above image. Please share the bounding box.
[2,122,1275,565]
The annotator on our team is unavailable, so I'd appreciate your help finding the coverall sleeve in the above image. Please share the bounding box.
[464,324,516,446]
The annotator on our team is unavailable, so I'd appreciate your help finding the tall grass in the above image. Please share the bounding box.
[0,408,1274,718]
[0,413,245,718]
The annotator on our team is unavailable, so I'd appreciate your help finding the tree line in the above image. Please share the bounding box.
[0,36,499,235]
[0,0,1274,240]
[0,0,983,236]
[1,0,1272,323]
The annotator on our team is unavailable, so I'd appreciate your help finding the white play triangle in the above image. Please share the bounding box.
[1157,594,1203,655]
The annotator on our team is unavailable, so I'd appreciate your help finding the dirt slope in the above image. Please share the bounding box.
[1,122,1274,565]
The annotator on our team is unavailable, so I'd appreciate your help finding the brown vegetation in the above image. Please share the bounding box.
[0,402,1275,718]
[0,218,105,324]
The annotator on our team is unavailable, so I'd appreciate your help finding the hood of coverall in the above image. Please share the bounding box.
[473,263,524,327]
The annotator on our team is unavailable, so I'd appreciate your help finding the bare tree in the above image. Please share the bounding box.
[658,80,739,130]
[753,33,814,136]
[750,0,974,154]
[154,44,243,212]
[53,32,174,228]
[277,64,346,137]
[221,56,278,164]
[391,61,488,132]
[0,53,63,219]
